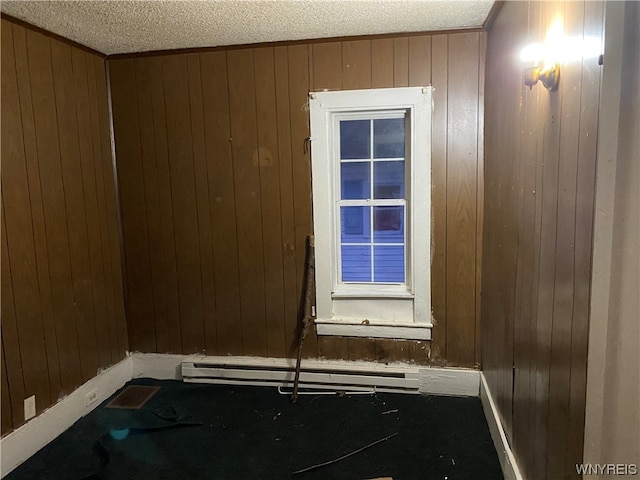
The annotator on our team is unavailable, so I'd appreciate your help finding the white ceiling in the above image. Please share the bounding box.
[1,1,494,56]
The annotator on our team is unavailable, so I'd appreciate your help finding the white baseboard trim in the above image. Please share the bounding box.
[418,367,480,396]
[479,372,524,480]
[131,352,187,380]
[0,356,132,477]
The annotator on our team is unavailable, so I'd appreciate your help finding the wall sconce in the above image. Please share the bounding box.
[523,62,560,91]
[520,19,564,92]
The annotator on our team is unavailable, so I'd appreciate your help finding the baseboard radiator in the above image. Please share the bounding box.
[181,357,420,394]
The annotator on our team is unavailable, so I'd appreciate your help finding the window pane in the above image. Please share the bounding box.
[373,118,405,158]
[374,161,405,199]
[341,162,370,200]
[340,120,370,159]
[340,206,371,243]
[373,206,404,243]
[341,245,371,282]
[373,245,405,282]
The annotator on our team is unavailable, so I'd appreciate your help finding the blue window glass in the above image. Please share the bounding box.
[340,120,370,159]
[373,161,405,199]
[341,162,370,200]
[337,115,407,285]
[342,245,371,282]
[373,246,405,282]
[373,118,405,158]
[340,206,371,243]
[373,206,404,244]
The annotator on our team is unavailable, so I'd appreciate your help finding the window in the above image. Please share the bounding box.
[309,87,432,340]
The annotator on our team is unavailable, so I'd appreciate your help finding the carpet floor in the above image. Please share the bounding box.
[7,378,503,480]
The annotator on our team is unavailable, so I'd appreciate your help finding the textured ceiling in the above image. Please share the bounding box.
[1,1,494,56]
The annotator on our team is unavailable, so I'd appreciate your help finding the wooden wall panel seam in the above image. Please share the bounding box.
[250,48,270,356]
[224,50,248,353]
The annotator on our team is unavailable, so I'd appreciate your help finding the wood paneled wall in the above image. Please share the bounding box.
[1,18,128,436]
[482,1,603,478]
[109,31,485,367]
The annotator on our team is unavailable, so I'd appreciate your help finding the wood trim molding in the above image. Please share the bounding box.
[480,372,524,480]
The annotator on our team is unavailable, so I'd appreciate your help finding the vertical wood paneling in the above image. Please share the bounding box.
[26,29,84,392]
[86,53,119,363]
[483,1,604,477]
[146,56,181,354]
[12,24,63,399]
[371,39,394,88]
[511,4,541,474]
[51,39,102,382]
[446,32,480,367]
[274,46,300,356]
[110,59,156,353]
[408,36,431,86]
[313,42,342,90]
[109,31,484,367]
[1,18,127,437]
[134,57,167,354]
[533,2,564,469]
[254,47,287,358]
[227,49,268,357]
[187,53,218,354]
[430,34,448,363]
[1,200,26,429]
[474,33,486,367]
[200,51,243,355]
[546,3,583,477]
[566,1,603,475]
[2,22,52,412]
[72,48,112,370]
[95,56,129,357]
[393,37,409,87]
[162,55,205,354]
[342,40,371,89]
[288,44,318,358]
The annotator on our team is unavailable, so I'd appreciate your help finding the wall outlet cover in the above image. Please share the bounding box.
[86,389,98,407]
[24,396,36,421]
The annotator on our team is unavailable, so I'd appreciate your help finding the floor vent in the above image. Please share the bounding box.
[181,357,420,394]
[105,385,160,409]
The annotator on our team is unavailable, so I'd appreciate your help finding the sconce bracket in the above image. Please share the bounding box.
[540,64,560,91]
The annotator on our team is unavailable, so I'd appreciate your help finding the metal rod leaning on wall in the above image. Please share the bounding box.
[291,235,315,403]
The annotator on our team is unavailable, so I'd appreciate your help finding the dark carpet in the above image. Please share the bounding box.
[7,378,503,480]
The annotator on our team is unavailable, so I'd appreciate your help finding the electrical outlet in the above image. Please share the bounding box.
[24,395,36,421]
[86,389,98,407]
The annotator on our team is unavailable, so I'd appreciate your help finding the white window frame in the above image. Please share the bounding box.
[309,86,432,340]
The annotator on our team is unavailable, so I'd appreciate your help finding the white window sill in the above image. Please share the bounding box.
[315,320,432,340]
[331,289,414,299]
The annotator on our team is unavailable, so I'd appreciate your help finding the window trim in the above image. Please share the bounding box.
[309,87,432,340]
